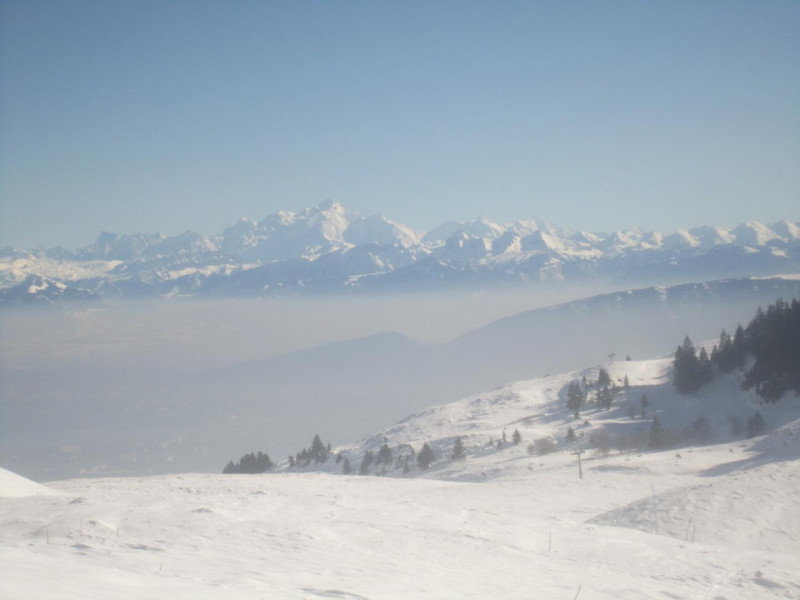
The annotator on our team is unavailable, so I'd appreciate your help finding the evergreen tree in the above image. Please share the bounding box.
[417,443,435,469]
[745,412,766,438]
[342,457,352,475]
[310,434,328,464]
[673,336,702,393]
[598,368,611,387]
[566,426,576,443]
[512,429,522,445]
[697,347,713,386]
[359,450,374,475]
[689,416,712,444]
[713,329,736,372]
[597,385,613,410]
[728,414,744,436]
[640,393,649,416]
[451,437,466,460]
[377,443,393,466]
[649,416,665,449]
[566,380,583,418]
[623,374,630,388]
[732,324,746,368]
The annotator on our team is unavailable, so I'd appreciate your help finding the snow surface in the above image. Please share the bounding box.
[0,468,60,498]
[2,356,799,598]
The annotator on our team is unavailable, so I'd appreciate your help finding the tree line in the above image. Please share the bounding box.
[673,297,799,401]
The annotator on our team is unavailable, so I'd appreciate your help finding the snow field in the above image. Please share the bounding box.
[3,431,799,600]
[2,354,799,598]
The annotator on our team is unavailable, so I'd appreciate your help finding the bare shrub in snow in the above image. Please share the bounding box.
[591,429,612,457]
[533,437,556,455]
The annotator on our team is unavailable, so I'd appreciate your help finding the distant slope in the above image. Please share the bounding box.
[0,274,101,307]
[444,276,800,385]
[299,354,800,481]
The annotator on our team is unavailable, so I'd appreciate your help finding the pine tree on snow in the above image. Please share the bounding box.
[452,437,466,460]
[417,443,435,469]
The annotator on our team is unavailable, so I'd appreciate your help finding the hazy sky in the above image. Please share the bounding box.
[1,0,798,249]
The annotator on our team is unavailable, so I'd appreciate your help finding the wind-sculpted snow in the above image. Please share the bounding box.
[1,201,798,299]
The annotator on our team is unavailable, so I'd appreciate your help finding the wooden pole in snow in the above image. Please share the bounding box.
[572,450,583,479]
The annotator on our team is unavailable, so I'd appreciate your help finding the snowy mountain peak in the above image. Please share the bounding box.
[771,219,800,241]
[662,229,700,249]
[687,225,735,248]
[732,221,780,247]
[2,208,799,298]
[344,214,421,248]
[423,217,506,243]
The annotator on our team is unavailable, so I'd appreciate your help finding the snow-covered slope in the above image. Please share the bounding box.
[0,274,102,306]
[2,203,798,298]
[2,357,798,599]
[0,467,59,497]
[304,355,800,482]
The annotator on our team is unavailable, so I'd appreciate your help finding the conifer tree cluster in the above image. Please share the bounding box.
[353,441,430,475]
[223,451,273,474]
[710,326,746,373]
[566,368,623,416]
[566,380,585,418]
[376,442,393,467]
[673,298,799,401]
[289,434,332,468]
[741,299,800,402]
[672,336,712,393]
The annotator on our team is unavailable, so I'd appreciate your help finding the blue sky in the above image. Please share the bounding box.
[1,0,798,249]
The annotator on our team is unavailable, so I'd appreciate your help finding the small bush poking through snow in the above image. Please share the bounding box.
[533,437,557,456]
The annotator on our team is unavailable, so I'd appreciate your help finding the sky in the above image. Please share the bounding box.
[1,0,798,249]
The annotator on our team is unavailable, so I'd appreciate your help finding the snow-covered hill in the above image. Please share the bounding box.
[287,353,800,483]
[2,202,798,300]
[2,357,798,598]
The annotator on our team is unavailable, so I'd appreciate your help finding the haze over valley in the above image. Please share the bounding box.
[2,1,799,597]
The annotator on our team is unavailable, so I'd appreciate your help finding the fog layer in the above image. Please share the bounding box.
[2,279,797,480]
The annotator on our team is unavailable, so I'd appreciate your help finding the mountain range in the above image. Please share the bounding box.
[1,201,798,302]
